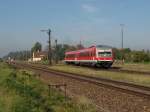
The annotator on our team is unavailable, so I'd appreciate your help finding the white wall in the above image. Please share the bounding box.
[32,58,42,62]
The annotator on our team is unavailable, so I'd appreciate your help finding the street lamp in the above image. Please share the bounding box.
[40,29,52,65]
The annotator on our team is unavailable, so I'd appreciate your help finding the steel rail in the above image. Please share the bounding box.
[78,65,150,75]
[28,62,150,75]
[12,62,150,99]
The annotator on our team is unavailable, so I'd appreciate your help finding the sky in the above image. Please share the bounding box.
[0,0,150,57]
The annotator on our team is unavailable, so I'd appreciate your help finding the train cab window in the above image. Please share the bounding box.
[98,52,112,57]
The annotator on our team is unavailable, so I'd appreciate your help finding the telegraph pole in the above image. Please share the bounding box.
[41,29,52,65]
[79,36,83,49]
[80,40,81,47]
[48,29,52,65]
[55,39,58,64]
[120,24,124,64]
[26,50,28,61]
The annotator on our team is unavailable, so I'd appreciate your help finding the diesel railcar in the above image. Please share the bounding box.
[64,45,114,68]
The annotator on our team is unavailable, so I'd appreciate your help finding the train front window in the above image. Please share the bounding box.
[98,52,112,57]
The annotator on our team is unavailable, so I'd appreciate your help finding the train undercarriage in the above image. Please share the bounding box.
[66,61,113,68]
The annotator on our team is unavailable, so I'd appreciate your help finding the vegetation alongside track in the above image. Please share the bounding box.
[0,62,96,112]
[113,63,150,72]
[48,64,150,87]
[3,42,150,64]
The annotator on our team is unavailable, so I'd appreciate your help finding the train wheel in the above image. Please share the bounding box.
[95,64,101,68]
[102,64,112,69]
[65,62,69,64]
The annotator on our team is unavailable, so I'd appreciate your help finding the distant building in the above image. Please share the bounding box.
[32,51,47,62]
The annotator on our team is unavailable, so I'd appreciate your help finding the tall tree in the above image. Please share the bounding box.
[31,42,42,53]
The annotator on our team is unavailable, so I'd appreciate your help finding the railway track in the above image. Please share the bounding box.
[12,62,150,99]
[76,64,150,75]
[28,62,150,75]
[108,67,150,75]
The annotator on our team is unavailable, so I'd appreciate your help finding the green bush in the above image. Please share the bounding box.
[0,63,96,112]
[114,48,150,63]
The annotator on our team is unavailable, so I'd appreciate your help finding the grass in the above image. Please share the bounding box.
[48,64,150,87]
[0,62,96,112]
[113,63,150,72]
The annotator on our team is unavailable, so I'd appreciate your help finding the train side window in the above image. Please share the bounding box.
[79,53,81,57]
[81,52,84,57]
[80,53,82,57]
[85,52,87,57]
[93,51,95,56]
[66,55,68,58]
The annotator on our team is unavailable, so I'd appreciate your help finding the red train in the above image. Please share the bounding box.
[64,45,114,68]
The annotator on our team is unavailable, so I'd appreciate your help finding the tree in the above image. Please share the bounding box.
[0,58,2,62]
[3,50,31,61]
[113,48,122,60]
[123,48,131,53]
[31,42,42,53]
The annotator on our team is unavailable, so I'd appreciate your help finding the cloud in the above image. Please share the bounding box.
[82,4,98,13]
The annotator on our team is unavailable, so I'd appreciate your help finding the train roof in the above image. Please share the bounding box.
[65,45,113,54]
[96,45,113,49]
